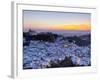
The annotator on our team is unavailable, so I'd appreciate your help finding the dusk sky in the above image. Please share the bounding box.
[23,10,91,30]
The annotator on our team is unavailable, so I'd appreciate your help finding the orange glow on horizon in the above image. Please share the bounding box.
[24,24,91,30]
[55,24,91,30]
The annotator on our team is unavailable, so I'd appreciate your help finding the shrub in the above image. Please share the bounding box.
[46,56,75,68]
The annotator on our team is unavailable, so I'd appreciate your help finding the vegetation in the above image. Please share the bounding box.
[46,56,74,68]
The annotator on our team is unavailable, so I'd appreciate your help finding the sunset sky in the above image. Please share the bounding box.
[23,10,91,30]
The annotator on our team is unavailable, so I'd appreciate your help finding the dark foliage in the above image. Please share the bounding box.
[23,31,33,46]
[46,57,75,68]
[23,31,58,43]
[23,62,33,69]
[23,32,33,41]
[33,32,58,42]
[23,40,30,46]
[67,35,90,46]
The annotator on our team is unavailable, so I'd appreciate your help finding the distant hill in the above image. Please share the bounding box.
[23,28,90,36]
[67,34,90,46]
[23,29,91,46]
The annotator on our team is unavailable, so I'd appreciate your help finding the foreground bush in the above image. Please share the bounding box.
[46,57,75,68]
